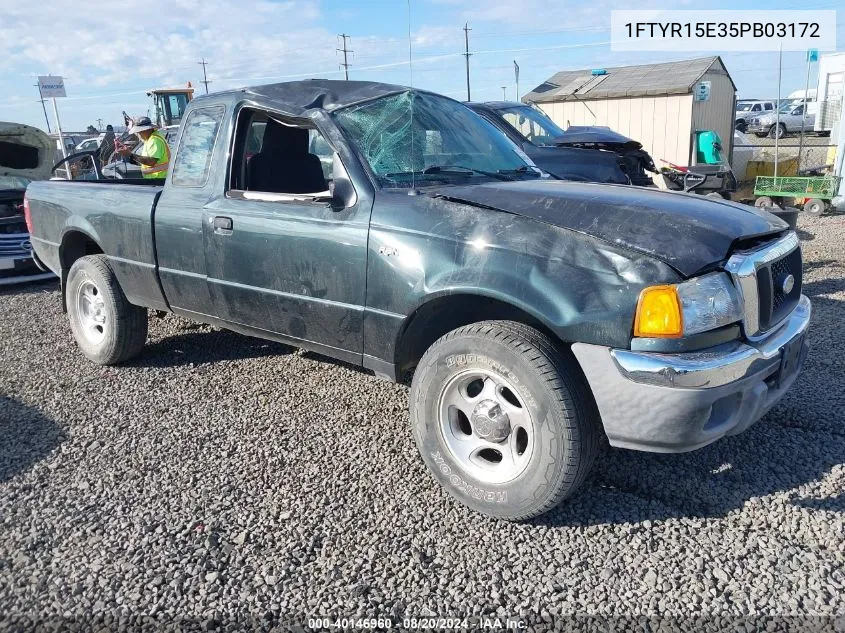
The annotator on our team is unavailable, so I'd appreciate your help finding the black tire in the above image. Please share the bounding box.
[769,123,786,139]
[804,198,825,216]
[410,320,600,520]
[66,255,148,365]
[735,120,747,133]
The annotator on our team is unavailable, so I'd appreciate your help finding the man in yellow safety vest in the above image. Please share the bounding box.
[116,116,171,179]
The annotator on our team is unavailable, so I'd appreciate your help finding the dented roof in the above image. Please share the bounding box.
[229,79,414,117]
[522,56,736,104]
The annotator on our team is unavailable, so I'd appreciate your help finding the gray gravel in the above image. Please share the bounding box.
[1,213,844,630]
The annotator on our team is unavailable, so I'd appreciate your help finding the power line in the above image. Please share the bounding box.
[198,58,211,94]
[463,22,472,101]
[337,34,353,80]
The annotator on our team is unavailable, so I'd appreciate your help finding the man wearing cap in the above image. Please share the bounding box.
[115,117,171,179]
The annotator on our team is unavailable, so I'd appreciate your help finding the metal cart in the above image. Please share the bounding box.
[754,175,842,215]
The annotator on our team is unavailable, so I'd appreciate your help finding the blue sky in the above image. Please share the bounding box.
[0,0,842,132]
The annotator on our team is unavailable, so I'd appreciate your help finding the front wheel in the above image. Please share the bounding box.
[410,321,600,520]
[66,255,148,365]
[769,123,786,139]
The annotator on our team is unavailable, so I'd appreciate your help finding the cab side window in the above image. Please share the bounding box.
[229,108,332,195]
[171,106,225,187]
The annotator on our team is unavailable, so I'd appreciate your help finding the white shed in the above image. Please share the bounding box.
[522,56,737,170]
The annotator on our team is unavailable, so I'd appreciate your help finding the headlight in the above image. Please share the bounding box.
[634,273,743,338]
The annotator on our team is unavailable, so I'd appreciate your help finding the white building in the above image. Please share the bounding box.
[815,52,845,134]
[522,56,737,168]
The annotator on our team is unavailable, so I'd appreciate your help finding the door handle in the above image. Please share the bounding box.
[213,216,233,232]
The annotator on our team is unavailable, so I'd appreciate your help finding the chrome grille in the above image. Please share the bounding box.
[725,232,801,339]
[766,249,802,325]
[0,232,32,258]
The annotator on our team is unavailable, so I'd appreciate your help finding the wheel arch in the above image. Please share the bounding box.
[59,229,104,312]
[393,291,563,380]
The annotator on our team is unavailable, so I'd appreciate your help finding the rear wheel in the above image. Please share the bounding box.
[66,255,148,365]
[755,196,774,209]
[410,321,600,520]
[804,198,826,216]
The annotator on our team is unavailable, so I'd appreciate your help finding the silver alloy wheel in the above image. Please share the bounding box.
[76,279,108,344]
[438,369,535,484]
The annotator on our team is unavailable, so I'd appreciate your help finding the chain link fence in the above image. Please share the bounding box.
[733,135,836,183]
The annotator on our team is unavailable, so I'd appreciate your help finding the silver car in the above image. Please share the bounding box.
[748,102,816,139]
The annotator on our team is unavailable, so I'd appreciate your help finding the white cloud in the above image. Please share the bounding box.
[0,0,351,91]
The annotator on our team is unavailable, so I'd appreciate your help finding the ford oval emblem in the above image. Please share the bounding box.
[780,274,795,294]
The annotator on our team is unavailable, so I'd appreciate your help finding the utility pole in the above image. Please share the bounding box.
[198,58,211,94]
[463,22,472,101]
[501,86,507,100]
[797,50,815,172]
[96,118,103,131]
[34,83,51,133]
[337,34,353,80]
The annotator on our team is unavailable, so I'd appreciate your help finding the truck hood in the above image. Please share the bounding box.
[431,180,787,277]
[0,122,54,186]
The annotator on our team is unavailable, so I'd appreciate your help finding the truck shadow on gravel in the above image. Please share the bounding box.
[802,276,845,297]
[533,417,844,527]
[0,278,58,298]
[553,420,844,525]
[0,397,64,483]
[128,327,294,368]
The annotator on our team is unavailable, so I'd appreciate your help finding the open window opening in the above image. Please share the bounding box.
[229,108,334,201]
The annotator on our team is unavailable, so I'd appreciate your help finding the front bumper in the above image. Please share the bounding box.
[746,121,773,134]
[0,255,56,286]
[572,295,811,453]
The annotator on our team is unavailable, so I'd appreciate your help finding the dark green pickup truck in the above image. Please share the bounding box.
[26,80,810,520]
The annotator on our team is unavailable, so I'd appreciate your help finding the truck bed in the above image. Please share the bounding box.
[26,179,168,310]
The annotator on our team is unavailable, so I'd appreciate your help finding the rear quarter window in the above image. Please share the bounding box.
[171,106,225,187]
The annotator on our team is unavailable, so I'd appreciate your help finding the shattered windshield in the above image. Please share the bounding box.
[333,91,537,187]
[499,105,565,146]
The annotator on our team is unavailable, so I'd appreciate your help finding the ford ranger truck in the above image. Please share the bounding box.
[25,80,810,521]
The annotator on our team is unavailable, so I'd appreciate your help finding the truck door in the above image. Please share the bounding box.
[153,105,226,320]
[203,109,371,364]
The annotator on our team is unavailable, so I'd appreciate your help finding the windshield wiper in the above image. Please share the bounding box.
[496,165,541,178]
[422,165,512,181]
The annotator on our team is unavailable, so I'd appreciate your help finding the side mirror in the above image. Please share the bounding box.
[330,152,358,209]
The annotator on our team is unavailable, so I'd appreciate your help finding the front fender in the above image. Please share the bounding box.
[365,195,682,363]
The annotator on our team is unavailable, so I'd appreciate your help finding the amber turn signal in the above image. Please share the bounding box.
[634,285,683,338]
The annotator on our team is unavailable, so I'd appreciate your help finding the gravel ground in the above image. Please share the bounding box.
[1,213,844,631]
